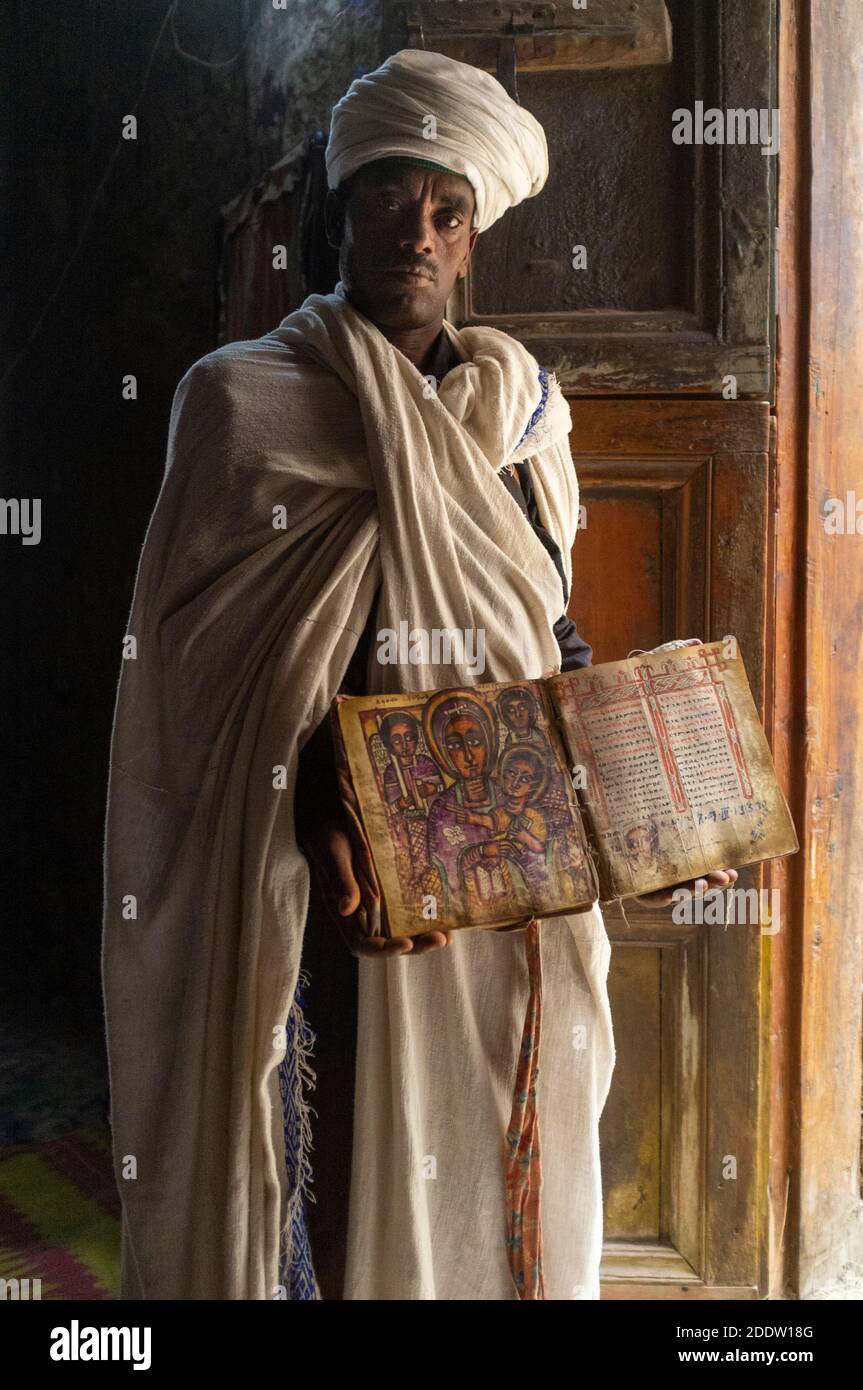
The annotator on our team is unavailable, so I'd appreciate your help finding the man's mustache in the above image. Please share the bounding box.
[385,260,437,280]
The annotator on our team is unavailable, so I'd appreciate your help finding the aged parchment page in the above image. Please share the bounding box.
[550,640,799,899]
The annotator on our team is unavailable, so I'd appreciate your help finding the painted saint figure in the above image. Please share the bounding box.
[622,819,679,888]
[624,821,660,867]
[498,685,570,832]
[423,690,521,920]
[378,710,443,891]
[487,742,552,895]
[498,686,550,753]
[379,711,443,813]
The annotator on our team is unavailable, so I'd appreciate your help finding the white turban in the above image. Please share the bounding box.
[325,48,549,234]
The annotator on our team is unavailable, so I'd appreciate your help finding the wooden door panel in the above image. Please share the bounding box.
[570,460,712,663]
[566,399,771,1298]
[570,493,664,664]
[438,0,777,396]
[601,946,663,1239]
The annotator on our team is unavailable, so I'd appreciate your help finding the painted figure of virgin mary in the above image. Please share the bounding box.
[423,689,531,922]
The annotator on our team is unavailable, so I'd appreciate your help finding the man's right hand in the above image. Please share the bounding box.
[301,815,453,958]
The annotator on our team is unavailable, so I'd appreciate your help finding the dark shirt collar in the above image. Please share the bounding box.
[421,324,463,385]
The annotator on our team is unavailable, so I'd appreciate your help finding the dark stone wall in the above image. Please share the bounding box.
[1,0,252,1030]
[246,0,380,163]
[1,0,385,1035]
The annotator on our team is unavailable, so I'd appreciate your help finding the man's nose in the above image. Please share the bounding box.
[396,201,436,252]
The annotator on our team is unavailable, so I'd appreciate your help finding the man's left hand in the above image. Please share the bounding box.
[634,867,739,909]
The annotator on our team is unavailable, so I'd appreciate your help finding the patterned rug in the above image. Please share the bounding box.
[0,1127,120,1299]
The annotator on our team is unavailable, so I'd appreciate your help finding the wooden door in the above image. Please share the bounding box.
[440,0,777,398]
[566,399,774,1298]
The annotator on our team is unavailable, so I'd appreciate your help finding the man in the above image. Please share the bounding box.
[102,47,735,1302]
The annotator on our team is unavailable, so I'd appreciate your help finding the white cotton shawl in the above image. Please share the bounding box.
[101,281,614,1300]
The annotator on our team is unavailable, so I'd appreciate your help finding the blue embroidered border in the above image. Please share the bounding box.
[277,972,320,1300]
[514,368,549,451]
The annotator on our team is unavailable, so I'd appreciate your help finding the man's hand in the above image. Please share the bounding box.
[634,867,739,909]
[301,814,453,958]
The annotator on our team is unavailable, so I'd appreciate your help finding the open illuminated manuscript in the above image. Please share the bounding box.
[330,640,799,937]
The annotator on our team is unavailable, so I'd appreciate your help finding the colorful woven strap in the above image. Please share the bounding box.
[504,918,546,1299]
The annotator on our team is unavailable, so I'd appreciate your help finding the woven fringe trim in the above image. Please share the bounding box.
[277,970,320,1300]
[514,367,550,451]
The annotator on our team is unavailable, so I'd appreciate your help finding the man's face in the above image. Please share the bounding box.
[325,159,478,329]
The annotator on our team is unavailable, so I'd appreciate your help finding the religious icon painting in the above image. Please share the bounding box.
[333,680,598,936]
